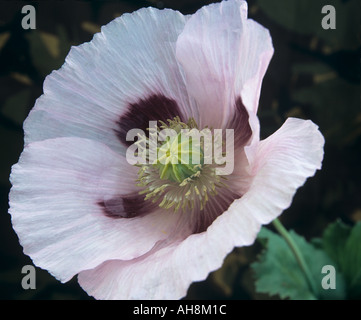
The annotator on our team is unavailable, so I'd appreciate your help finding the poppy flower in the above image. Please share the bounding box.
[9,0,324,299]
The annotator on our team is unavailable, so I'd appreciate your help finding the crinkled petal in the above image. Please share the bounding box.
[176,0,273,129]
[25,7,191,153]
[77,202,260,300]
[9,137,189,282]
[78,118,324,300]
[244,117,325,224]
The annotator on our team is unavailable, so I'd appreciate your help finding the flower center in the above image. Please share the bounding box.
[135,117,227,212]
[155,130,204,183]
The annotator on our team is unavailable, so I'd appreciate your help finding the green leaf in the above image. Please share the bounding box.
[292,78,360,145]
[2,88,31,125]
[25,26,71,77]
[0,32,10,51]
[0,126,24,186]
[256,0,360,50]
[210,248,247,297]
[322,220,361,298]
[252,227,346,300]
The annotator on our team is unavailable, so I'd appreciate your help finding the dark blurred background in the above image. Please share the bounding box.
[0,0,360,300]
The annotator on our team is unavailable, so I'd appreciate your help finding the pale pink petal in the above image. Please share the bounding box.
[77,204,261,300]
[77,242,187,300]
[176,0,273,129]
[78,118,324,300]
[244,117,325,224]
[9,137,190,282]
[25,7,191,153]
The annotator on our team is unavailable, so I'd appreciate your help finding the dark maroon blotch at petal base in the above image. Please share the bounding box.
[115,94,184,147]
[192,189,242,234]
[98,194,158,219]
[228,97,252,148]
